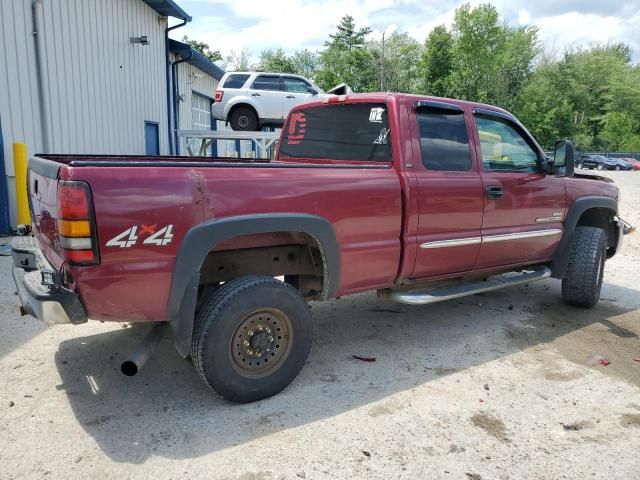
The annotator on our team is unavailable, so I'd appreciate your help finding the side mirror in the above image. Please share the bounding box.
[552,139,575,177]
[307,87,318,95]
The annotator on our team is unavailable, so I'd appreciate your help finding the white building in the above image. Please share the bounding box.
[0,0,224,234]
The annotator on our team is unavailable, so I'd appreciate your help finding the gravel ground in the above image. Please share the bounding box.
[1,171,640,480]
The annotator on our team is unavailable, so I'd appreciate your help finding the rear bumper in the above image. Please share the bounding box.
[212,102,226,121]
[11,237,87,325]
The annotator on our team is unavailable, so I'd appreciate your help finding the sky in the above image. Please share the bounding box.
[172,0,640,63]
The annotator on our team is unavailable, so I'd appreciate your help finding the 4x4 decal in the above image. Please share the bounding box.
[106,224,174,248]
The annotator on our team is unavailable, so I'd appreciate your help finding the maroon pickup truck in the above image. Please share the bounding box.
[12,93,628,402]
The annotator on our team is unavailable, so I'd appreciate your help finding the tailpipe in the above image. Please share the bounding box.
[121,323,167,376]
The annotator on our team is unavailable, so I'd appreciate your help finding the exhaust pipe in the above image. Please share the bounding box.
[121,323,167,376]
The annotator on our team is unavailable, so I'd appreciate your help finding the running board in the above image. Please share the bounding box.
[381,267,552,305]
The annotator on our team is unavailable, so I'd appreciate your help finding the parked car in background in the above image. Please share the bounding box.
[622,158,640,171]
[612,158,634,171]
[577,154,619,170]
[212,72,326,131]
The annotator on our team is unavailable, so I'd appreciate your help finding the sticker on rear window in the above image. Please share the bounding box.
[369,107,384,123]
[287,112,307,145]
[373,128,390,145]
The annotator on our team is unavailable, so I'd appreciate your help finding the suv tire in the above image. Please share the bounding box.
[229,106,259,131]
[192,276,313,402]
[562,226,607,308]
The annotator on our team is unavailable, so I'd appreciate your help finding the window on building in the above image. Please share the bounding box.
[417,107,471,171]
[475,114,539,172]
[279,103,392,162]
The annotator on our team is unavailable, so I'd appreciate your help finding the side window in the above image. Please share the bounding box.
[283,77,310,93]
[475,115,539,172]
[222,74,250,89]
[417,107,471,171]
[251,75,281,91]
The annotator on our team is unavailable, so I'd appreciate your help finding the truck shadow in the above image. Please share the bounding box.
[55,278,640,463]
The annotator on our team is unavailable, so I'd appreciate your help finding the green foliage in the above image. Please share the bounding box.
[181,35,222,63]
[257,49,297,73]
[207,7,640,151]
[418,25,454,97]
[316,15,376,92]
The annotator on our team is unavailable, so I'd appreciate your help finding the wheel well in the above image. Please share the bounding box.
[198,232,326,301]
[228,103,258,121]
[576,207,617,254]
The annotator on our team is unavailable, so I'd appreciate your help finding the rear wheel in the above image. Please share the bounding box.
[576,162,583,169]
[229,106,259,131]
[562,226,607,308]
[597,164,604,170]
[615,165,621,171]
[192,276,313,402]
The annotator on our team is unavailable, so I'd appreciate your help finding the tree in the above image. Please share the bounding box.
[316,15,376,92]
[225,48,252,71]
[181,35,222,63]
[257,49,296,73]
[418,25,454,97]
[291,50,319,79]
[326,15,372,51]
[369,33,423,93]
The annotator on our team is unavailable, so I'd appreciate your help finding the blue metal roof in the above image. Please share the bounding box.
[143,0,191,21]
[169,39,225,81]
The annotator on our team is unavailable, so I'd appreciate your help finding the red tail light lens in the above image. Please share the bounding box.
[59,183,90,219]
[215,90,223,102]
[56,181,99,265]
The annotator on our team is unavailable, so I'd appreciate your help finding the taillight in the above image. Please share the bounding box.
[56,181,99,265]
[215,90,223,102]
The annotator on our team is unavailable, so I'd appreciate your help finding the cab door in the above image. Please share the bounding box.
[473,109,566,268]
[281,76,316,118]
[249,74,284,121]
[411,101,485,279]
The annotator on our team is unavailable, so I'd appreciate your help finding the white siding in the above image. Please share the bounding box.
[0,0,170,228]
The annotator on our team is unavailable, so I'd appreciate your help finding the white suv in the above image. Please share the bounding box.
[213,72,326,131]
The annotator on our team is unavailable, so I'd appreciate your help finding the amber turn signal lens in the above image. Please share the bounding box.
[57,219,91,237]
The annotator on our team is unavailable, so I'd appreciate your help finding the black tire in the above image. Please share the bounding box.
[229,106,259,131]
[192,275,313,402]
[562,226,607,308]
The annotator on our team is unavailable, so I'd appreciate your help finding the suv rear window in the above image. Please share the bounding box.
[223,74,250,89]
[279,103,392,162]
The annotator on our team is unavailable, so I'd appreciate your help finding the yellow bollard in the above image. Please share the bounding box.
[13,143,31,226]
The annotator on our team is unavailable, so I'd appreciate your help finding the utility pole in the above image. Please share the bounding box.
[380,30,385,92]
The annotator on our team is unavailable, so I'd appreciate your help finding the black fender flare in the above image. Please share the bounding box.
[167,213,340,356]
[550,196,618,278]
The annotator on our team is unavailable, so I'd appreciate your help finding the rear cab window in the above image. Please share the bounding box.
[222,74,250,89]
[279,103,392,162]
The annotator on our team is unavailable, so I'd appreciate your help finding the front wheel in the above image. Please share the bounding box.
[562,226,607,308]
[597,164,604,170]
[192,276,313,402]
[615,165,621,171]
[576,162,583,169]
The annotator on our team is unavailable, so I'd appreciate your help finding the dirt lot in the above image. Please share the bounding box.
[1,171,640,480]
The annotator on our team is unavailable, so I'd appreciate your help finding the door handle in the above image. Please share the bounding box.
[286,95,296,99]
[251,93,260,97]
[485,185,503,200]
